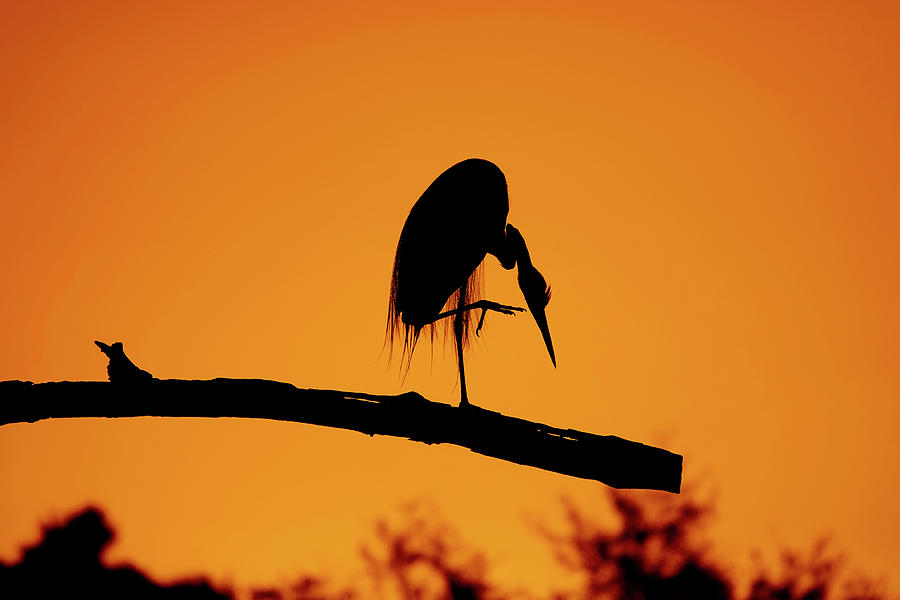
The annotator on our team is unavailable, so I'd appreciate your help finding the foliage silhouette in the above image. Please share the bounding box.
[359,502,508,600]
[1,493,892,600]
[540,490,891,600]
[542,490,732,599]
[0,507,229,599]
[244,490,892,600]
[249,575,356,600]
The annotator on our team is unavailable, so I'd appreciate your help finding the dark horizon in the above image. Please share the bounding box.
[2,488,892,600]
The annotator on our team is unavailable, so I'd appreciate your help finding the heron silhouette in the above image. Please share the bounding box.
[387,158,555,407]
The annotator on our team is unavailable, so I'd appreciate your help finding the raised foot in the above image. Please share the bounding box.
[476,299,525,315]
[475,300,526,336]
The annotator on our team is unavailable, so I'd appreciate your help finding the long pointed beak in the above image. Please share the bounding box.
[510,225,556,367]
[529,301,556,367]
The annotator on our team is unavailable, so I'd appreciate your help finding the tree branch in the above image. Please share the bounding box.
[0,379,680,492]
[0,343,682,493]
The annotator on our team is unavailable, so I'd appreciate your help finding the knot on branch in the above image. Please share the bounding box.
[94,341,154,384]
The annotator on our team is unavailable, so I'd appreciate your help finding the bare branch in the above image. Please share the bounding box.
[0,342,682,493]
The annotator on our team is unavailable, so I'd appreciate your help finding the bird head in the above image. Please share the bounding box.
[518,264,556,367]
[507,224,556,367]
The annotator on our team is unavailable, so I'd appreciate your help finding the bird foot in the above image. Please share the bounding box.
[474,300,525,336]
[458,398,478,410]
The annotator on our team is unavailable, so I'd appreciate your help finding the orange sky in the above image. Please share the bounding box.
[1,0,898,594]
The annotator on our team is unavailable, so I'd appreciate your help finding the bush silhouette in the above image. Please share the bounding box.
[0,507,229,599]
[542,490,731,599]
[541,490,891,600]
[1,492,892,600]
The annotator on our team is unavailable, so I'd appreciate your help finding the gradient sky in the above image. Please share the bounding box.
[1,0,898,595]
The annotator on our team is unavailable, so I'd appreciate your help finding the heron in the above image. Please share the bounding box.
[386,158,556,407]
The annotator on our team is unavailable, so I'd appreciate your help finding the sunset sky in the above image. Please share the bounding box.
[1,0,898,595]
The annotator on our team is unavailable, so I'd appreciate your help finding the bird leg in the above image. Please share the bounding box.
[417,300,523,408]
[455,314,470,407]
[433,299,524,323]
